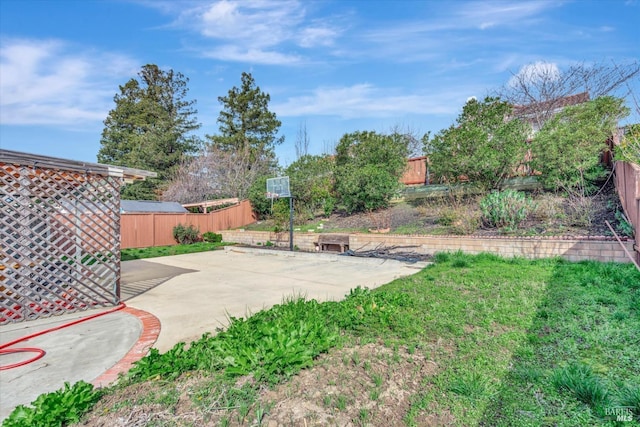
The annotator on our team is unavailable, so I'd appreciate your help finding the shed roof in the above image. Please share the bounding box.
[513,91,590,117]
[121,200,188,213]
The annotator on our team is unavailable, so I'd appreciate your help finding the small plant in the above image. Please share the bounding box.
[552,363,610,408]
[351,351,360,366]
[437,207,457,226]
[202,231,222,243]
[172,224,200,245]
[372,373,383,387]
[265,240,274,247]
[448,372,488,399]
[3,381,101,427]
[357,408,370,425]
[617,383,640,418]
[480,190,534,231]
[566,194,595,228]
[615,210,634,237]
[450,211,481,235]
[336,395,348,411]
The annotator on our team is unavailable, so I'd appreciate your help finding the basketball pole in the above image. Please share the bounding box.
[289,196,294,251]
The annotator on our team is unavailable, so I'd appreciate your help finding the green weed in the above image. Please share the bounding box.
[3,381,100,427]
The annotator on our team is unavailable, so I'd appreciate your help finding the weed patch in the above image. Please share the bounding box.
[16,253,637,427]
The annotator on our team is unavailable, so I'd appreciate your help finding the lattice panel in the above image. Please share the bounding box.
[0,162,121,324]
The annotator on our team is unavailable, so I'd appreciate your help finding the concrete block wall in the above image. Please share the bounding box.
[220,230,318,251]
[220,230,635,264]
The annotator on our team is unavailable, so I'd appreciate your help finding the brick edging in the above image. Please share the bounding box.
[92,306,160,387]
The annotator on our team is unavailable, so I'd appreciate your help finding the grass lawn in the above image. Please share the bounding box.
[7,253,639,426]
[120,241,229,261]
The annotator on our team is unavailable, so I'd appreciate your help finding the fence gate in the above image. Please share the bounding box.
[0,155,123,324]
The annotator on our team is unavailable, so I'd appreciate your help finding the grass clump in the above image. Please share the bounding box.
[121,241,227,261]
[552,363,610,409]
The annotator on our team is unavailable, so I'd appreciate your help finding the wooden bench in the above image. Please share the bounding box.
[316,234,350,253]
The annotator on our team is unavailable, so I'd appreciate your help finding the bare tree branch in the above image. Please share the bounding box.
[295,121,310,159]
[497,60,640,129]
[162,145,270,203]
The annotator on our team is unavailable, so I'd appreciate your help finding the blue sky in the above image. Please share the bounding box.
[1,0,639,167]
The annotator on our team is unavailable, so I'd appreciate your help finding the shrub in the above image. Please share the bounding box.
[531,192,563,221]
[531,96,629,195]
[202,232,222,243]
[424,96,529,191]
[285,154,336,218]
[437,208,457,226]
[248,175,272,219]
[172,224,200,245]
[335,131,409,213]
[480,190,534,231]
[451,211,481,235]
[617,124,640,164]
[271,199,290,232]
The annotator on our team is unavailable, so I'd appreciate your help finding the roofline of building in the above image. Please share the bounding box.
[0,149,157,181]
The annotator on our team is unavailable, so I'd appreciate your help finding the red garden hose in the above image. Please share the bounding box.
[0,302,126,370]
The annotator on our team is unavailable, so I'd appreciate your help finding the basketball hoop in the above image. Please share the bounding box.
[266,176,290,199]
[266,176,294,251]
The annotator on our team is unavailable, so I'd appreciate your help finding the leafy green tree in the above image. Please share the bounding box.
[425,97,529,191]
[286,155,336,218]
[531,96,629,195]
[247,175,272,219]
[97,64,201,199]
[335,131,409,213]
[617,124,640,165]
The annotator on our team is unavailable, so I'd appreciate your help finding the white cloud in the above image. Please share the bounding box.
[0,38,137,126]
[273,84,473,119]
[508,61,560,87]
[458,1,560,30]
[298,26,338,48]
[174,0,342,64]
[198,0,299,47]
[202,46,302,65]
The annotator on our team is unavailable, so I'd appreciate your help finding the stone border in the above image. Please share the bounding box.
[221,230,635,264]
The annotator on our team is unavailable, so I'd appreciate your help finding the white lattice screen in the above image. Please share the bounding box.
[0,161,122,324]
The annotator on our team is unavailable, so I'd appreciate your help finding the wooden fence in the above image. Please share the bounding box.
[121,199,256,248]
[401,157,428,185]
[614,161,640,264]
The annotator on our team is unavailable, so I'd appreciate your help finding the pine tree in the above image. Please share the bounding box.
[98,64,201,199]
[207,72,283,165]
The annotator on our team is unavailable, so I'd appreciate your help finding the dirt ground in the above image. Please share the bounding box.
[321,180,631,238]
[80,342,451,427]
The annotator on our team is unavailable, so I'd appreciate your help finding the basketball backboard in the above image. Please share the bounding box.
[266,176,291,198]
